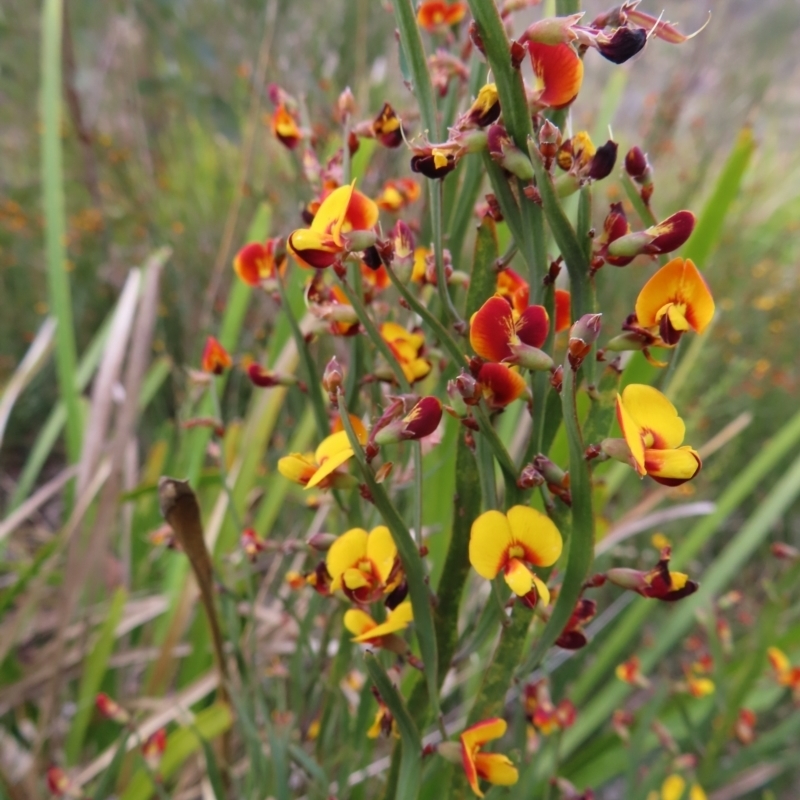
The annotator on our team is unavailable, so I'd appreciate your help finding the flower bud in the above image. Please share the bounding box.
[241,527,267,561]
[533,454,568,488]
[455,371,481,405]
[374,397,443,445]
[307,532,337,551]
[341,229,378,253]
[507,342,555,371]
[468,20,486,55]
[517,463,545,489]
[538,118,562,163]
[323,356,344,397]
[587,140,618,180]
[624,146,648,179]
[771,541,800,561]
[96,692,130,724]
[596,25,648,64]
[607,211,695,259]
[337,87,357,120]
[248,363,301,388]
[522,13,584,46]
[568,313,602,369]
[487,124,535,180]
[201,336,232,375]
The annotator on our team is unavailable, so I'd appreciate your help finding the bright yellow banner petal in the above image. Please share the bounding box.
[311,183,354,236]
[306,447,354,489]
[469,510,513,579]
[343,608,375,637]
[506,505,563,567]
[621,384,685,449]
[366,525,397,583]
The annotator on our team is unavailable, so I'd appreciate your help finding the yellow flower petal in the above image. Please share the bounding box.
[326,528,368,586]
[662,774,686,800]
[366,526,397,583]
[344,608,376,637]
[506,505,563,567]
[504,558,534,597]
[616,393,646,475]
[342,567,369,590]
[277,453,317,485]
[532,574,550,607]
[469,510,513,580]
[306,447,354,489]
[620,384,685,450]
[474,753,519,787]
[315,430,355,465]
[461,718,507,750]
[352,601,413,642]
[690,785,707,800]
[644,446,701,485]
[311,183,354,238]
[768,646,791,676]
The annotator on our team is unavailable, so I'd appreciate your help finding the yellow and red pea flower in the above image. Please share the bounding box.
[233,238,287,287]
[277,415,368,490]
[271,103,302,150]
[524,680,577,735]
[604,209,696,266]
[767,646,800,700]
[288,181,379,269]
[201,335,232,375]
[463,83,501,128]
[469,295,550,368]
[379,322,432,384]
[371,102,404,148]
[458,718,519,797]
[46,767,79,798]
[495,269,572,332]
[469,505,562,606]
[417,0,468,33]
[527,41,584,109]
[606,546,699,602]
[615,655,650,687]
[615,384,702,486]
[410,143,460,180]
[344,600,413,644]
[634,258,715,345]
[375,177,421,211]
[326,525,400,603]
[95,692,130,724]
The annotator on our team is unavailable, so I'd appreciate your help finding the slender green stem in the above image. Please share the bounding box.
[391,0,438,139]
[209,382,245,533]
[474,403,521,507]
[413,443,423,547]
[383,263,466,368]
[275,275,329,441]
[432,180,464,327]
[42,0,83,469]
[525,361,594,670]
[336,275,412,393]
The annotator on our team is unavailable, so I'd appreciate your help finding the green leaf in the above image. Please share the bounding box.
[65,588,128,763]
[91,731,130,800]
[41,0,82,471]
[364,654,422,800]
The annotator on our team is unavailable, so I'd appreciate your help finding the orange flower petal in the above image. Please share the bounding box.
[470,296,516,362]
[555,288,571,332]
[635,258,715,334]
[478,363,527,408]
[528,42,584,109]
[461,718,507,751]
[233,242,267,286]
[201,336,232,374]
[277,453,317,485]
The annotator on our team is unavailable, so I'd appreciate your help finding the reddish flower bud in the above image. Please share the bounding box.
[607,211,696,260]
[96,692,130,724]
[771,541,800,561]
[307,532,337,551]
[46,766,74,797]
[538,118,562,166]
[374,397,443,445]
[596,25,648,64]
[588,140,618,180]
[247,363,300,388]
[455,371,482,405]
[142,728,167,771]
[487,124,534,180]
[517,463,545,489]
[323,356,344,398]
[468,20,486,55]
[568,313,602,369]
[624,146,649,179]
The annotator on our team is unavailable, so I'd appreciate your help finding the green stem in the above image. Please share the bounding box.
[413,443,423,547]
[474,403,521,507]
[275,274,329,441]
[336,275,412,393]
[525,361,594,670]
[432,180,464,328]
[390,0,438,139]
[42,0,83,470]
